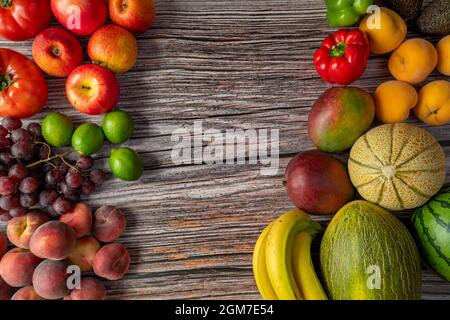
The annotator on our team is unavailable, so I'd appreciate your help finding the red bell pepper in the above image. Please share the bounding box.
[313,29,370,85]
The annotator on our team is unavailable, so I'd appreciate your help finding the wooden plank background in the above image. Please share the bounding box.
[1,0,449,299]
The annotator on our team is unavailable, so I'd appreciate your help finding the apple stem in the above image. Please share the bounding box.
[0,0,12,8]
[122,1,128,9]
[51,47,61,57]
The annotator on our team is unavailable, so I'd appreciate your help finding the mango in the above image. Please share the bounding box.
[308,87,375,153]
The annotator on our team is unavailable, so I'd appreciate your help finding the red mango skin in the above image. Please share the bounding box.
[308,87,374,153]
[285,150,354,215]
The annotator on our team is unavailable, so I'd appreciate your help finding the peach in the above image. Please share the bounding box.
[68,236,101,272]
[11,286,45,300]
[374,80,418,123]
[59,203,93,238]
[0,232,6,259]
[64,277,106,300]
[0,276,12,300]
[33,259,70,300]
[32,28,83,77]
[389,38,438,85]
[87,24,138,73]
[30,221,76,260]
[93,206,127,242]
[7,210,49,249]
[93,243,130,280]
[0,248,42,287]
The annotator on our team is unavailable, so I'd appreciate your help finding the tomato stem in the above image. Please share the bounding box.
[0,74,13,91]
[0,0,12,9]
[330,42,347,58]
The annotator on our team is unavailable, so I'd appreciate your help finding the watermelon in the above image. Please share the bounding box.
[320,200,422,300]
[412,185,450,281]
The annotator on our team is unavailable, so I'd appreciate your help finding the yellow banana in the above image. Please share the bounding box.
[252,222,278,300]
[292,231,328,300]
[265,209,318,300]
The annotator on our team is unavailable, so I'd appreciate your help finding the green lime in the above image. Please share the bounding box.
[109,147,143,181]
[72,123,104,155]
[102,110,134,144]
[42,112,74,147]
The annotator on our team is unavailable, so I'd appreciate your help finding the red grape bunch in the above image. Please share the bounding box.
[0,116,106,221]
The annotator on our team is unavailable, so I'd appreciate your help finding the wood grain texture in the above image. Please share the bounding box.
[1,0,449,300]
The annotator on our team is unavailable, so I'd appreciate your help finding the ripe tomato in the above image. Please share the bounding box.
[0,0,52,41]
[0,49,48,119]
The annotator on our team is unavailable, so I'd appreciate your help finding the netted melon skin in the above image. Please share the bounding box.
[348,123,446,210]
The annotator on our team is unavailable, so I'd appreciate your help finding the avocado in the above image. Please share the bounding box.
[381,0,423,20]
[417,0,450,35]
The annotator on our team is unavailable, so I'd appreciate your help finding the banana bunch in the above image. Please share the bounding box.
[252,209,327,300]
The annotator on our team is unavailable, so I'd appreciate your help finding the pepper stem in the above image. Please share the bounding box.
[0,0,12,8]
[330,42,347,58]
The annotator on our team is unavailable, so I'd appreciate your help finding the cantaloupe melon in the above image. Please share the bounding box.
[348,123,446,210]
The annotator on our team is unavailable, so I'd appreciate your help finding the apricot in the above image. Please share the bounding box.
[414,80,450,126]
[360,7,407,54]
[0,232,6,259]
[68,236,101,272]
[11,286,45,300]
[93,206,127,242]
[29,221,76,260]
[389,38,438,84]
[93,243,131,280]
[59,203,93,238]
[374,80,418,123]
[33,259,70,300]
[7,210,49,249]
[0,248,42,287]
[437,35,450,76]
[0,276,12,300]
[64,277,106,300]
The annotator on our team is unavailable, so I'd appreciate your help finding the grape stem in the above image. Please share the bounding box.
[28,141,80,173]
[26,152,71,169]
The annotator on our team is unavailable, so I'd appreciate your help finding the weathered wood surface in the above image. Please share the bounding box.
[1,0,449,300]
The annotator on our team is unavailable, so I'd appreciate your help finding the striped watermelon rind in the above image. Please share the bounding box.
[412,185,450,281]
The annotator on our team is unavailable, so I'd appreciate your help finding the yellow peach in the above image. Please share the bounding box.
[389,38,438,85]
[436,35,450,76]
[374,80,418,123]
[414,80,450,126]
[360,7,407,55]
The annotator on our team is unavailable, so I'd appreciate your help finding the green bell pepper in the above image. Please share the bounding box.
[325,0,374,27]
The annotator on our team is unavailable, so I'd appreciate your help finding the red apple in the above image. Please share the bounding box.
[109,0,156,33]
[285,150,354,215]
[88,24,138,74]
[66,64,120,115]
[32,28,83,77]
[51,0,107,36]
